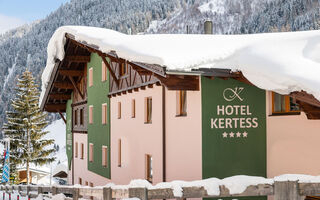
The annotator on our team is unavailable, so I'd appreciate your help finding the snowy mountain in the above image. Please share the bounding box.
[0,0,189,128]
[147,0,320,34]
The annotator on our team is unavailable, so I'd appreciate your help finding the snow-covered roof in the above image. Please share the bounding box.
[40,26,320,105]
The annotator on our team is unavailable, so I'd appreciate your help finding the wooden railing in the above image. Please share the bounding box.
[1,180,320,200]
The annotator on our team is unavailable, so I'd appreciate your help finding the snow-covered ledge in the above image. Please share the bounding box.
[40,26,320,107]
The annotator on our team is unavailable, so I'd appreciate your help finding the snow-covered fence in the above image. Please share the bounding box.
[1,176,320,200]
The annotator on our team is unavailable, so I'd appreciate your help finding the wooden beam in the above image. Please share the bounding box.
[157,75,199,91]
[290,91,320,108]
[68,76,84,100]
[45,104,66,112]
[54,82,74,89]
[65,56,90,63]
[49,93,71,100]
[59,69,84,77]
[100,55,119,87]
[58,111,67,124]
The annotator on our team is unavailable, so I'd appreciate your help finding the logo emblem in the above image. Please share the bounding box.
[223,87,244,102]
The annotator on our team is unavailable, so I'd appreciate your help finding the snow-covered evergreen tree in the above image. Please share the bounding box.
[3,70,55,184]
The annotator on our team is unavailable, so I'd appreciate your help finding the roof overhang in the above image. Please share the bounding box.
[40,33,320,119]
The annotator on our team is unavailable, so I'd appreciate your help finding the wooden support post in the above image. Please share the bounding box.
[129,188,148,200]
[68,76,84,100]
[274,181,303,200]
[101,55,119,87]
[73,188,80,200]
[52,186,57,196]
[38,186,43,195]
[102,187,112,200]
[58,111,66,124]
[27,186,30,195]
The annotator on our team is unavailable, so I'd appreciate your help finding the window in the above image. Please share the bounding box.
[145,97,152,123]
[89,67,93,87]
[119,62,127,76]
[118,102,121,119]
[80,108,84,125]
[74,109,78,125]
[75,142,78,158]
[118,139,122,167]
[89,143,94,162]
[85,181,88,186]
[102,146,108,167]
[102,103,108,124]
[90,182,93,187]
[272,92,300,114]
[80,143,84,160]
[132,99,136,118]
[145,154,153,183]
[89,105,93,124]
[79,178,82,185]
[102,61,108,82]
[176,90,187,116]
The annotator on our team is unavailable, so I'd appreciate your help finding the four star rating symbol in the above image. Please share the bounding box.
[222,131,248,138]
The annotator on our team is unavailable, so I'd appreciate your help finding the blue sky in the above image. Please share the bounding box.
[0,0,69,33]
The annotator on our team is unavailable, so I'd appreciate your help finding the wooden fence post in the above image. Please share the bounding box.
[26,185,30,196]
[129,188,148,200]
[274,181,303,200]
[38,186,43,195]
[52,186,57,196]
[73,188,80,200]
[102,187,112,200]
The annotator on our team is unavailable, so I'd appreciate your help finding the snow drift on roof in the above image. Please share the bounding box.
[40,26,320,105]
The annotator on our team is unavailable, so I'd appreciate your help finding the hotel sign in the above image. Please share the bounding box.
[210,87,259,138]
[202,77,266,200]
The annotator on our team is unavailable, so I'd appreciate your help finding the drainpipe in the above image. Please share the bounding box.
[204,20,213,34]
[162,86,166,182]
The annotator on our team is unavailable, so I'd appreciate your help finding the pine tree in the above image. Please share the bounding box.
[3,70,56,184]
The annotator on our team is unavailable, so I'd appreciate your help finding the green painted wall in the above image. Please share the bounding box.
[66,98,73,170]
[201,77,266,200]
[87,53,110,179]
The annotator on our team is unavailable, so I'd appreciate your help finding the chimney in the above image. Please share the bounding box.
[204,20,213,34]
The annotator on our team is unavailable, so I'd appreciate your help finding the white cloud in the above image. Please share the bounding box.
[0,14,25,34]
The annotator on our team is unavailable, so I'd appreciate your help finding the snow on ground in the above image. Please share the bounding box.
[40,26,320,106]
[13,119,67,185]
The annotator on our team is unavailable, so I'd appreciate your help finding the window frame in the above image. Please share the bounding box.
[119,62,128,77]
[102,146,108,167]
[118,102,121,119]
[80,108,84,125]
[102,103,108,124]
[145,97,152,124]
[271,92,300,115]
[89,105,94,124]
[145,154,153,183]
[89,67,93,87]
[74,109,78,125]
[102,61,108,82]
[131,99,136,118]
[80,143,84,160]
[118,139,122,167]
[89,143,94,162]
[176,90,187,117]
[75,142,78,158]
[79,177,82,185]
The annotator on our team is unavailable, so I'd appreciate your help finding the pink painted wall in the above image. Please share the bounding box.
[73,133,111,186]
[110,86,163,185]
[266,91,320,177]
[165,89,202,181]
